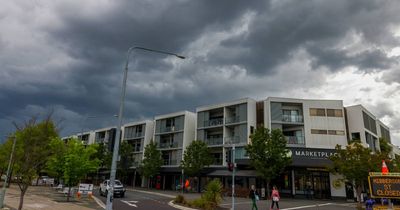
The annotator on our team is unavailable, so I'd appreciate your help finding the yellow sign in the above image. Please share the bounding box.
[368,174,400,199]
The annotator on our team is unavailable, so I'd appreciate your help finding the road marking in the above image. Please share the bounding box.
[281,203,332,210]
[92,195,106,209]
[121,200,139,207]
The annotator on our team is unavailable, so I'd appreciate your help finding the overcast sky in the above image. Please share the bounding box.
[1,0,400,145]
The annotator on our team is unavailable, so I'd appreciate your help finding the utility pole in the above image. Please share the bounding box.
[0,135,16,208]
[231,144,235,210]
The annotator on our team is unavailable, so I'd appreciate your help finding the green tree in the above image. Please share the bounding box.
[329,142,381,205]
[48,138,100,201]
[0,137,14,181]
[139,140,163,187]
[245,127,291,199]
[46,138,67,184]
[181,140,213,177]
[94,143,112,169]
[118,141,134,184]
[12,117,58,210]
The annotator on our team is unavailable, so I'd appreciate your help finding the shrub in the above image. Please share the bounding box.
[174,194,186,204]
[202,179,223,205]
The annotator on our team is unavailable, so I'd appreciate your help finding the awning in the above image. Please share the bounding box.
[207,169,258,177]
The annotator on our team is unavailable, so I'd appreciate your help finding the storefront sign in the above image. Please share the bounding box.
[289,148,336,167]
[368,175,400,198]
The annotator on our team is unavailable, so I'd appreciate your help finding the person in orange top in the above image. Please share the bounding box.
[270,186,280,210]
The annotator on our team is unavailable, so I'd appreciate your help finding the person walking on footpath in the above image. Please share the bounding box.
[270,186,280,210]
[249,185,259,210]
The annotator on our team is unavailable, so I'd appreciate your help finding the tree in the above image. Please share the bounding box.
[181,140,213,177]
[329,142,381,205]
[12,117,58,210]
[118,141,134,184]
[47,138,100,201]
[139,140,163,187]
[94,143,112,169]
[245,127,291,199]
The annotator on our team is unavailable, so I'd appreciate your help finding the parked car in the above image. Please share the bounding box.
[99,180,125,198]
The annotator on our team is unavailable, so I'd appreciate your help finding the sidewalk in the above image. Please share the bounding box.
[2,184,101,210]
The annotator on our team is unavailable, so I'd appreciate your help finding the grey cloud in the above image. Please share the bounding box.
[1,0,400,140]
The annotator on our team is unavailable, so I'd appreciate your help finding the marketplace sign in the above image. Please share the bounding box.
[368,173,400,198]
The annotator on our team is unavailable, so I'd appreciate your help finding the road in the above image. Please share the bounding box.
[94,189,177,210]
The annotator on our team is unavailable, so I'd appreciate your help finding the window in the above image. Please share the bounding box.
[310,108,326,116]
[328,130,345,135]
[311,129,327,134]
[327,109,343,117]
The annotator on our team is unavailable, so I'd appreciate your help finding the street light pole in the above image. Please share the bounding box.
[105,46,185,210]
[0,135,17,208]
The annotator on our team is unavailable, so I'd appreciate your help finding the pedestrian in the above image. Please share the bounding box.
[365,196,375,210]
[249,185,259,210]
[270,186,280,210]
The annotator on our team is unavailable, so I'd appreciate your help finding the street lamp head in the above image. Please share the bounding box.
[175,55,186,59]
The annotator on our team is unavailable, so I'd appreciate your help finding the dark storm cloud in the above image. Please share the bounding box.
[1,0,400,141]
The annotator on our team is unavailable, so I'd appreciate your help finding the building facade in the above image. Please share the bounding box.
[62,96,393,200]
[264,97,348,199]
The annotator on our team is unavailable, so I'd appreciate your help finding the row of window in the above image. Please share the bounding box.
[309,108,343,117]
[311,129,345,135]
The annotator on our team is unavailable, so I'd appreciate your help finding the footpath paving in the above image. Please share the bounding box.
[2,184,101,210]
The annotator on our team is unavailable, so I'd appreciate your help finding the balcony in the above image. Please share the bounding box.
[224,136,246,144]
[132,162,141,167]
[159,142,179,149]
[285,136,305,145]
[205,137,223,146]
[282,115,303,123]
[225,116,241,124]
[160,126,179,133]
[203,118,223,127]
[163,159,178,166]
[212,158,223,165]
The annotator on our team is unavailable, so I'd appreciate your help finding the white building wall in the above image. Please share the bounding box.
[345,105,366,146]
[247,99,257,143]
[303,100,347,149]
[182,111,196,157]
[329,173,346,197]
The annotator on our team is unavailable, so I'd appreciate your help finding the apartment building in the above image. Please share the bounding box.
[346,105,382,152]
[121,120,154,167]
[152,111,196,190]
[61,96,394,199]
[93,127,117,152]
[196,98,257,166]
[263,97,348,199]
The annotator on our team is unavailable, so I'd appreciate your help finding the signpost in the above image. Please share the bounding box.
[368,173,400,198]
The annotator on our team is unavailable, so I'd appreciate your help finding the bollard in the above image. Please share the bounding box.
[88,192,93,199]
[77,192,81,200]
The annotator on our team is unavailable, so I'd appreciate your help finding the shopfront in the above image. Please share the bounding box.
[285,147,346,199]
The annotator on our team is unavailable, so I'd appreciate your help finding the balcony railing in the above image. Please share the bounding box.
[203,118,223,127]
[225,116,241,124]
[205,137,223,146]
[224,136,246,144]
[159,126,181,133]
[285,136,305,145]
[132,162,141,167]
[282,115,303,123]
[212,158,223,165]
[163,159,178,165]
[159,142,179,149]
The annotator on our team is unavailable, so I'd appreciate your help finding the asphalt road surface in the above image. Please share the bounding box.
[94,189,177,210]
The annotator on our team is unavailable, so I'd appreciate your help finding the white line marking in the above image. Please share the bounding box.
[281,203,333,210]
[92,195,106,209]
[121,200,138,207]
